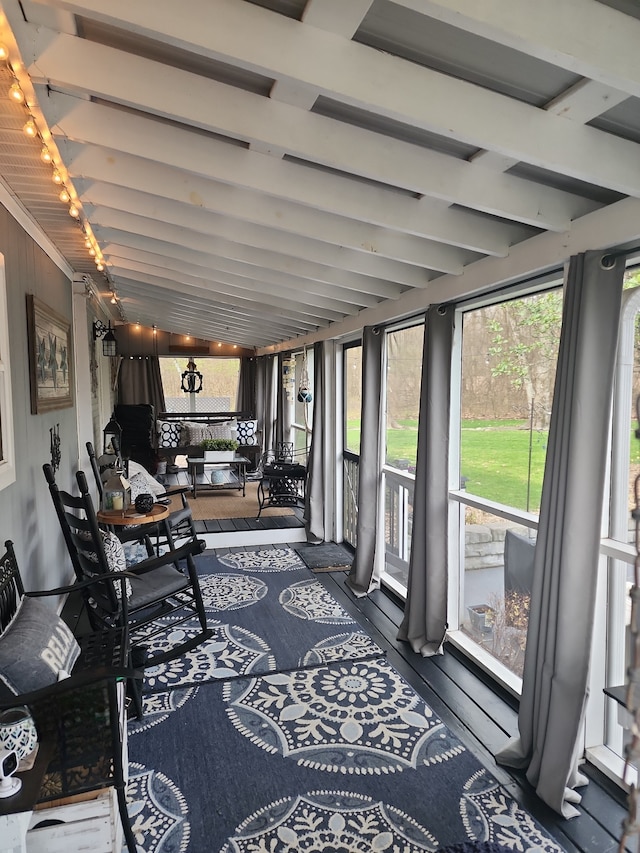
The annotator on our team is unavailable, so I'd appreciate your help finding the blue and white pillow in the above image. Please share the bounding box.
[236,419,258,446]
[157,420,182,448]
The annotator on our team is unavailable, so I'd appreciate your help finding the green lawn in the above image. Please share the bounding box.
[346,418,639,514]
[346,418,622,514]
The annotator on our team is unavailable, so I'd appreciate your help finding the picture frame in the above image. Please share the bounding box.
[26,294,73,414]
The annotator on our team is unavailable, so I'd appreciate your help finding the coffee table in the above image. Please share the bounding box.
[187,455,250,498]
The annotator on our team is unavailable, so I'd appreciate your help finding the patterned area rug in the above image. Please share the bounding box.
[137,546,382,710]
[127,655,566,852]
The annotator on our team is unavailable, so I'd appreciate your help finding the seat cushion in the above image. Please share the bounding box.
[128,564,191,610]
[0,597,81,695]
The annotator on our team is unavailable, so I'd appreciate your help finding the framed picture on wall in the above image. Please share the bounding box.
[26,294,73,414]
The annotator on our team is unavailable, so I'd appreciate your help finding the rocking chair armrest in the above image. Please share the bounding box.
[0,663,142,710]
[163,485,189,498]
[25,572,137,600]
[126,536,205,577]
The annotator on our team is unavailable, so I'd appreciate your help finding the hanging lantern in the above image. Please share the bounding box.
[181,359,203,393]
[297,348,313,404]
[102,414,122,456]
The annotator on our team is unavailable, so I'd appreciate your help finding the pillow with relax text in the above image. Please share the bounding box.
[0,597,81,695]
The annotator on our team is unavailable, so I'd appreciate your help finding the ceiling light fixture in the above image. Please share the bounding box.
[51,169,62,185]
[68,203,79,218]
[40,146,52,164]
[59,188,70,203]
[0,44,9,62]
[22,118,36,138]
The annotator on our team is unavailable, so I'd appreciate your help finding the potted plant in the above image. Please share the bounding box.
[200,437,239,462]
[467,604,495,634]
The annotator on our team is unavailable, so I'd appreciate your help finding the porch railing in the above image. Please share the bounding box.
[342,453,414,592]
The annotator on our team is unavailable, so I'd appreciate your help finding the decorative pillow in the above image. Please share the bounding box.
[127,461,166,497]
[157,420,182,448]
[129,472,155,501]
[100,530,133,601]
[236,419,258,446]
[183,421,238,445]
[178,421,205,446]
[0,597,81,695]
[81,529,133,601]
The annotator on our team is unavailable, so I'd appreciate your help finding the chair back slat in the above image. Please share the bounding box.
[0,540,24,633]
[43,463,120,615]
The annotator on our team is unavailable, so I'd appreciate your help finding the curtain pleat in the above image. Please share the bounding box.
[276,352,292,449]
[495,250,625,817]
[260,355,277,454]
[236,357,256,414]
[397,305,454,655]
[346,326,383,597]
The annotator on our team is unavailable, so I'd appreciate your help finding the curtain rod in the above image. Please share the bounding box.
[601,245,640,266]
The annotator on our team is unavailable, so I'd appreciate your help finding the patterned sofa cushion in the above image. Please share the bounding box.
[180,420,237,446]
[236,419,258,446]
[157,419,182,448]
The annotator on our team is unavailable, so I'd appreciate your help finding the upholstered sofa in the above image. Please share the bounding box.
[155,411,261,470]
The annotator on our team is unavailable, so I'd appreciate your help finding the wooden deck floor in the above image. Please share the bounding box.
[212,543,631,853]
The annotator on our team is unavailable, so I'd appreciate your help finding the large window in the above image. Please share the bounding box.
[291,348,314,455]
[452,285,562,686]
[159,357,240,413]
[344,343,362,455]
[460,292,561,512]
[382,323,423,592]
[343,342,362,546]
[594,273,640,782]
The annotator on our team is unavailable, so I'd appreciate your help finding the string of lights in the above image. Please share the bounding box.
[0,35,121,315]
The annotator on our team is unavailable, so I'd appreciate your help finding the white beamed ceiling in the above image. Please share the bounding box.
[0,0,639,350]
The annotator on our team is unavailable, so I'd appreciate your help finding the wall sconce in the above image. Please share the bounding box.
[93,320,117,356]
[181,359,203,393]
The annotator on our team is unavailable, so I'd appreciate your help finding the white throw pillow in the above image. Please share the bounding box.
[127,461,166,497]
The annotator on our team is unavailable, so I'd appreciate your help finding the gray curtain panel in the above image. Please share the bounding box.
[397,305,454,655]
[347,326,383,597]
[236,357,256,414]
[276,352,293,449]
[495,250,625,818]
[305,341,326,543]
[117,356,166,416]
[256,355,277,454]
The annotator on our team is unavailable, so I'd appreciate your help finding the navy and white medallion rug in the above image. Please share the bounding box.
[126,547,566,852]
[224,657,465,774]
[218,790,440,852]
[127,762,190,852]
[136,551,383,698]
[128,660,565,852]
[217,546,305,572]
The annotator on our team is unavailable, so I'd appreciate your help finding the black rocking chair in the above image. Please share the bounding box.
[0,539,140,853]
[42,464,212,693]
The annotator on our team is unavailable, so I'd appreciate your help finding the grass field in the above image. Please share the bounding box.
[346,418,640,513]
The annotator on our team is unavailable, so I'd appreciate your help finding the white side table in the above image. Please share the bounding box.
[0,810,32,853]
